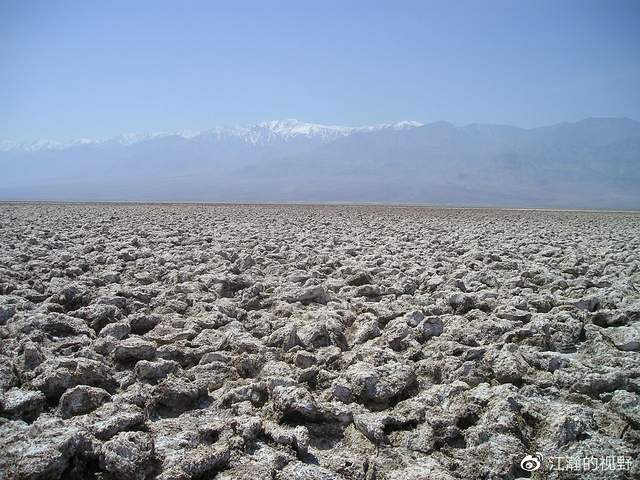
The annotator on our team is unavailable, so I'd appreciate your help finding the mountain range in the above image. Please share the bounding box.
[2,118,639,209]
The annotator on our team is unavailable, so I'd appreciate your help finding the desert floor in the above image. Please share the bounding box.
[1,203,639,479]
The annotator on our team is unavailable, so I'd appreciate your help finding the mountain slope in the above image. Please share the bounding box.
[1,118,638,209]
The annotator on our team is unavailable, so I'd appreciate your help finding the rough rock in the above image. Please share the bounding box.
[99,431,156,480]
[134,358,180,383]
[0,388,46,422]
[1,204,638,480]
[59,385,112,418]
[114,337,158,362]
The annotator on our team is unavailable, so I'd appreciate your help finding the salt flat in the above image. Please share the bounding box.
[1,203,639,479]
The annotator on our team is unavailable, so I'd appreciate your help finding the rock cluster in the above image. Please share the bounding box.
[1,203,639,479]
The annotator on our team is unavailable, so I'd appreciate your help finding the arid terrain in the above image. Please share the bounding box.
[1,203,639,480]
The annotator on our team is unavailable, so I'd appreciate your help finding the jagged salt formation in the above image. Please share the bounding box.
[0,204,639,479]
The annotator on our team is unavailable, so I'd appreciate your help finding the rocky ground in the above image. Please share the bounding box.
[1,203,639,480]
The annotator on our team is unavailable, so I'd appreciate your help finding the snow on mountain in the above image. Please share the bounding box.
[1,117,639,208]
[0,119,425,152]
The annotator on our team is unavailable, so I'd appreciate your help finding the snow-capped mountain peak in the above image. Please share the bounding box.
[391,120,424,129]
[257,119,353,139]
[0,119,425,152]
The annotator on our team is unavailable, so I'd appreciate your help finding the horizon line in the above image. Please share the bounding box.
[1,199,638,214]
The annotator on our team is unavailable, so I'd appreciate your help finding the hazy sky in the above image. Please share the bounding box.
[1,0,639,141]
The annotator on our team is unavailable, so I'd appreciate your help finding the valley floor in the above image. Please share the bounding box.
[1,203,639,479]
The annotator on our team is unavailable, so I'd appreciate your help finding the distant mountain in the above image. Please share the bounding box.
[1,118,638,209]
[0,119,425,152]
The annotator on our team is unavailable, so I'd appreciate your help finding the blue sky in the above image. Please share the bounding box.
[1,0,639,141]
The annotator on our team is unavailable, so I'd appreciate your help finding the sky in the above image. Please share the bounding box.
[1,0,639,141]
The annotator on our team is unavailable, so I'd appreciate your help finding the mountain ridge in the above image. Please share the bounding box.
[6,117,636,152]
[1,117,639,209]
[0,119,426,152]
